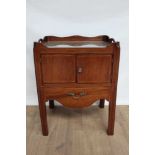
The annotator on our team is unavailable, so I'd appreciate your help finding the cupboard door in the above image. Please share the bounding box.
[77,54,112,83]
[41,54,75,83]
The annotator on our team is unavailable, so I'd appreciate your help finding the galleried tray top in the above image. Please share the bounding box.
[43,41,111,48]
[37,35,118,49]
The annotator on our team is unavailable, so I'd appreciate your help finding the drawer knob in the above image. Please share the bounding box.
[78,67,82,73]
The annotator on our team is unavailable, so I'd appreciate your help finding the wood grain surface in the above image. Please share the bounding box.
[27,105,128,155]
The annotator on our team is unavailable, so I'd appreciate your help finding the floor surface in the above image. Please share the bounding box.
[27,105,129,155]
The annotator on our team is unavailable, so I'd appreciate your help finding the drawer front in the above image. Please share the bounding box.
[77,54,113,83]
[44,88,110,108]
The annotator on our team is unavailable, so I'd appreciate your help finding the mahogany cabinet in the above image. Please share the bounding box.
[33,35,120,136]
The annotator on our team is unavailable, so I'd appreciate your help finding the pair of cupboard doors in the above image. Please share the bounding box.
[41,54,112,84]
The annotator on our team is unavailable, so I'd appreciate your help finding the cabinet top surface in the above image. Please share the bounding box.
[43,41,111,48]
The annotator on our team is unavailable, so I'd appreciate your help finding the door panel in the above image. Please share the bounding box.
[77,54,112,83]
[41,54,75,83]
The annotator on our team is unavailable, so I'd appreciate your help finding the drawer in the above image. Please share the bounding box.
[43,87,111,108]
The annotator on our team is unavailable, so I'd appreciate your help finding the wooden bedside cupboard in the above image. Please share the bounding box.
[33,35,120,136]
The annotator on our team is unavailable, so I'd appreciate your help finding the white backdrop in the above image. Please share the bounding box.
[26,0,129,105]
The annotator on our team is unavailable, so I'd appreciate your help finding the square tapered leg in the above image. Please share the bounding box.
[99,99,105,108]
[107,100,116,135]
[39,97,48,136]
[49,100,55,109]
